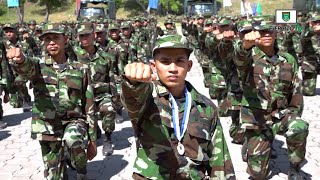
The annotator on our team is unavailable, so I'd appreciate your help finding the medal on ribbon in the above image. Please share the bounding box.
[170,86,192,156]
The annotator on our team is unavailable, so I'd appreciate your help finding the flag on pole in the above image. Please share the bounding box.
[223,0,232,7]
[240,1,245,15]
[256,2,262,15]
[148,0,159,9]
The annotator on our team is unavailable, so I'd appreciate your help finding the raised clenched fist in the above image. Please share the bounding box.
[6,47,25,64]
[124,62,157,85]
[203,26,213,33]
[243,31,261,50]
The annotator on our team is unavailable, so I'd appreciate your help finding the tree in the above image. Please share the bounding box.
[159,0,182,14]
[28,0,67,23]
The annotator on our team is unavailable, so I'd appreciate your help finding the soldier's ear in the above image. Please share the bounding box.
[187,60,193,72]
[63,35,68,44]
[150,60,157,73]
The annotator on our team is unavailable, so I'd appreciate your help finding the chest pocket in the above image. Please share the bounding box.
[252,61,272,101]
[64,73,83,97]
[185,119,211,161]
[278,62,293,94]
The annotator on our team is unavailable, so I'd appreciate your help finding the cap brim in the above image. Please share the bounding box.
[40,31,64,38]
[78,30,93,35]
[152,46,193,57]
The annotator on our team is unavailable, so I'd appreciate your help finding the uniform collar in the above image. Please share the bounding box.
[154,80,206,105]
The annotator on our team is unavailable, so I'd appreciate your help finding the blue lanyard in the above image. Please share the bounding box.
[170,86,192,141]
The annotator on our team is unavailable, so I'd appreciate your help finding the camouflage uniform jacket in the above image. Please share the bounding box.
[12,54,97,142]
[300,29,320,73]
[120,36,136,64]
[3,38,34,57]
[234,43,303,128]
[157,27,178,36]
[121,80,235,180]
[0,41,13,85]
[105,38,127,78]
[74,45,117,100]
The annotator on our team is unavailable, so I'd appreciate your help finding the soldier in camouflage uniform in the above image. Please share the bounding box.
[132,17,149,63]
[27,20,37,36]
[121,34,235,180]
[7,23,97,180]
[300,14,320,96]
[0,28,10,130]
[95,23,108,48]
[74,22,117,156]
[233,19,309,180]
[205,18,234,116]
[2,23,32,111]
[156,19,178,36]
[120,21,137,64]
[105,23,125,124]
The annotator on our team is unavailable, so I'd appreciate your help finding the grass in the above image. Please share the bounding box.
[217,0,293,16]
[0,0,293,23]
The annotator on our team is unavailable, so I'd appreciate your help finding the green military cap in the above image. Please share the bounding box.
[3,23,17,30]
[310,14,320,22]
[95,23,106,32]
[164,19,173,24]
[28,20,36,25]
[40,23,66,38]
[134,17,141,22]
[152,34,193,56]
[252,19,274,31]
[204,18,213,25]
[120,21,131,29]
[218,18,231,26]
[36,25,43,31]
[77,22,94,34]
[237,20,252,32]
[197,14,204,19]
[108,22,120,30]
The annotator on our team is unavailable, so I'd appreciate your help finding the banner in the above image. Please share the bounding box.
[223,0,232,7]
[7,0,19,7]
[148,0,158,9]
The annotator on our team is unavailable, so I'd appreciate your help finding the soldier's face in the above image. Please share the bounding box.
[151,48,192,89]
[43,33,68,56]
[36,30,42,37]
[310,21,320,32]
[4,28,18,41]
[165,23,173,29]
[218,25,232,33]
[121,28,131,36]
[257,30,276,47]
[109,29,120,40]
[197,18,204,24]
[28,24,36,30]
[78,33,95,48]
[95,31,106,44]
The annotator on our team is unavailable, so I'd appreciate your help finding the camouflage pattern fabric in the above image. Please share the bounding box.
[40,121,88,180]
[121,80,235,179]
[3,38,32,108]
[12,52,97,179]
[300,28,320,96]
[74,45,117,134]
[234,42,308,179]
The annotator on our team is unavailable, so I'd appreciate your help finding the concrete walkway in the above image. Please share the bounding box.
[0,52,319,179]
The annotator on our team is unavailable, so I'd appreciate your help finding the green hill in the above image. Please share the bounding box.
[0,0,293,23]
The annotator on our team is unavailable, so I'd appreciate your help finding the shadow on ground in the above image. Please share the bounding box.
[0,130,11,141]
[268,139,312,179]
[66,154,129,180]
[3,111,32,127]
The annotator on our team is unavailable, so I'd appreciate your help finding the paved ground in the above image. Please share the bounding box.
[0,52,319,180]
